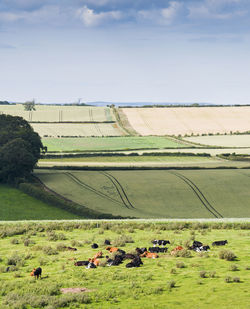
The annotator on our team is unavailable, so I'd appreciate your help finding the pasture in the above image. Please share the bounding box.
[35,169,250,219]
[0,221,249,309]
[0,105,115,122]
[122,107,250,136]
[42,136,189,152]
[0,185,80,220]
[184,135,250,148]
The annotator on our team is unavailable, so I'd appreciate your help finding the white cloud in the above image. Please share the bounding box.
[76,6,122,27]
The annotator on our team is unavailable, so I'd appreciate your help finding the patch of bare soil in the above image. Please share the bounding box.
[60,287,93,294]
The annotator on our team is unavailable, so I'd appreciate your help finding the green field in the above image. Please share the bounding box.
[0,221,249,309]
[42,136,190,152]
[0,185,80,220]
[184,135,250,147]
[35,169,250,219]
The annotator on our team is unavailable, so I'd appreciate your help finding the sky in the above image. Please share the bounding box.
[0,0,250,104]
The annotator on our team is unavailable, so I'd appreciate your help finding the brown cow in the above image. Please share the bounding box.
[140,251,159,259]
[106,246,119,253]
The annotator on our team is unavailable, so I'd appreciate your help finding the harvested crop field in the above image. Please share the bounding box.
[122,107,250,136]
[35,169,250,219]
[184,135,250,147]
[0,105,115,122]
[32,123,126,137]
[0,221,249,309]
[42,136,188,152]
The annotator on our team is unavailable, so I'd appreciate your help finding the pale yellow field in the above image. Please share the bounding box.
[122,107,250,136]
[0,104,115,122]
[185,134,250,147]
[31,123,126,137]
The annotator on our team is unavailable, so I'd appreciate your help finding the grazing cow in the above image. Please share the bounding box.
[149,247,168,253]
[91,243,99,249]
[126,257,143,268]
[74,261,89,266]
[212,240,228,246]
[31,267,42,279]
[106,246,119,253]
[140,251,159,259]
[152,240,170,247]
[104,239,111,245]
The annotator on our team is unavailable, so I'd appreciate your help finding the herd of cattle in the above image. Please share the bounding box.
[29,239,228,277]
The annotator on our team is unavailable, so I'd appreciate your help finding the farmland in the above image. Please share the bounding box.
[0,185,80,220]
[122,107,250,136]
[0,221,249,309]
[35,169,250,219]
[42,136,190,152]
[184,135,250,148]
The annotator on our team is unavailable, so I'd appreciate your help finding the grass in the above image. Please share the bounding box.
[42,136,190,152]
[0,185,81,220]
[0,222,249,309]
[34,169,250,219]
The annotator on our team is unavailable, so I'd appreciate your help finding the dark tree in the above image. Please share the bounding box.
[0,114,44,183]
[23,100,36,111]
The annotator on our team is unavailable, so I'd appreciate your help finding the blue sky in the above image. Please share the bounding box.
[0,0,250,104]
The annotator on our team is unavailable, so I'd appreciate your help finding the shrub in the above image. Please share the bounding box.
[229,264,239,271]
[167,280,176,290]
[10,238,19,244]
[42,246,58,255]
[225,276,232,283]
[99,260,107,267]
[170,268,177,274]
[7,253,23,266]
[209,271,216,278]
[112,235,134,247]
[176,261,185,268]
[233,277,240,283]
[219,250,236,261]
[71,240,83,247]
[199,271,207,278]
[172,249,191,258]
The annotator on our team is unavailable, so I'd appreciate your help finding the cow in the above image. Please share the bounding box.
[212,240,228,246]
[94,251,103,259]
[31,267,42,279]
[148,247,168,253]
[107,254,124,266]
[104,239,111,245]
[126,257,143,268]
[140,251,159,259]
[171,246,184,255]
[91,243,99,249]
[63,246,77,251]
[106,246,119,253]
[86,262,96,269]
[74,261,89,266]
[135,247,147,255]
[152,240,170,247]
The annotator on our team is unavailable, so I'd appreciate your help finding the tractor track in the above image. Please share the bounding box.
[100,171,135,209]
[89,109,102,136]
[169,171,223,218]
[64,172,124,207]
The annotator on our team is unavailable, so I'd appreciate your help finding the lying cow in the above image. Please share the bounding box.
[171,246,184,255]
[94,251,103,259]
[152,240,170,247]
[149,247,168,253]
[30,267,42,279]
[104,239,111,245]
[126,257,143,268]
[74,261,89,266]
[140,251,159,259]
[135,247,147,255]
[212,240,228,246]
[106,246,119,253]
[91,243,99,249]
[63,246,77,251]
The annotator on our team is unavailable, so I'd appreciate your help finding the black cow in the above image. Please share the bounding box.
[135,247,147,255]
[189,240,203,251]
[148,247,168,253]
[126,257,143,268]
[104,239,111,245]
[107,254,124,266]
[33,267,42,279]
[202,245,210,251]
[86,262,96,269]
[212,240,228,246]
[74,261,89,266]
[91,243,99,249]
[152,240,170,247]
[124,254,137,260]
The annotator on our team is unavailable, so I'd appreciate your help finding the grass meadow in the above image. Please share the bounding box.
[0,221,249,309]
[35,169,250,219]
[42,136,189,152]
[0,185,80,221]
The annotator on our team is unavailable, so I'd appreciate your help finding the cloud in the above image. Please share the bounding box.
[0,43,16,49]
[76,6,122,27]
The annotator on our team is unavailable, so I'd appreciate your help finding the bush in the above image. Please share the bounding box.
[10,238,19,244]
[172,249,191,258]
[112,235,134,247]
[219,250,236,261]
[7,253,23,266]
[209,271,216,278]
[170,268,177,274]
[176,261,185,268]
[71,240,83,247]
[42,246,58,255]
[167,280,176,289]
[225,276,232,283]
[229,264,239,271]
[233,277,240,283]
[199,271,207,278]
